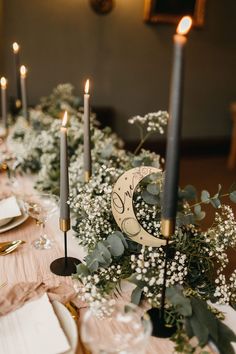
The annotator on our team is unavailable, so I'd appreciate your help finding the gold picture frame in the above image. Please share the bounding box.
[144,0,206,27]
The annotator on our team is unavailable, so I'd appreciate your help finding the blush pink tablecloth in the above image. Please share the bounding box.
[0,173,234,354]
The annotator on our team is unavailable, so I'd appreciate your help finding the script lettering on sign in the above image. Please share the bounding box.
[111,167,168,247]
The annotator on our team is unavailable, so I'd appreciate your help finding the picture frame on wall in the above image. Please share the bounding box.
[144,0,206,27]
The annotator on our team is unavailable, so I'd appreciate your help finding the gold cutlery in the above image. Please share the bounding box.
[65,301,80,321]
[65,301,91,354]
[0,240,25,255]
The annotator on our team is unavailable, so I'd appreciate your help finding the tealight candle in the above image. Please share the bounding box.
[83,79,92,182]
[161,16,192,237]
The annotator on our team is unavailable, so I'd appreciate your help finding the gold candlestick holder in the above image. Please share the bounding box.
[50,218,81,276]
[147,218,176,338]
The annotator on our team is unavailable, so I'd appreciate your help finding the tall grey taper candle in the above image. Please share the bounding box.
[13,42,21,103]
[161,17,192,238]
[20,65,28,121]
[1,77,7,129]
[60,111,70,223]
[84,79,92,182]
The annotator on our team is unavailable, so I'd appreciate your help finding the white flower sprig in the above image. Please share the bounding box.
[128,111,168,155]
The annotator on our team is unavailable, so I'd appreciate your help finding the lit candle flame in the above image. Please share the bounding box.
[0,77,7,89]
[20,65,27,78]
[62,111,68,127]
[85,79,90,94]
[13,42,20,53]
[177,16,192,35]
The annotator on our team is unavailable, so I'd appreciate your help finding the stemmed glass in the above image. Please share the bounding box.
[25,193,59,250]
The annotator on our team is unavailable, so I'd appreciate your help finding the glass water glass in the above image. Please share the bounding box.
[81,301,152,354]
[25,193,59,250]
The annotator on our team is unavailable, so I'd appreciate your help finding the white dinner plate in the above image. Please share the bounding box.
[52,301,78,354]
[0,200,28,234]
[0,217,13,227]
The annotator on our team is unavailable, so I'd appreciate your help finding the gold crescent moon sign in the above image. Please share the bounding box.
[111,166,168,247]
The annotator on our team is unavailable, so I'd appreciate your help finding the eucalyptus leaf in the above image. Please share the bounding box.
[97,241,112,262]
[191,297,218,343]
[216,341,235,354]
[229,191,236,203]
[194,204,201,214]
[85,247,111,272]
[86,257,99,272]
[141,190,159,205]
[215,321,236,354]
[210,195,221,208]
[131,286,143,305]
[195,211,206,220]
[166,287,192,317]
[179,185,197,200]
[149,172,162,181]
[147,183,160,196]
[201,190,210,204]
[93,249,110,265]
[76,263,90,277]
[111,231,128,248]
[194,205,206,221]
[107,235,125,257]
[217,320,236,344]
[185,318,194,338]
[189,312,209,347]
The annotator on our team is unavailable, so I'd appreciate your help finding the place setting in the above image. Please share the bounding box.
[0,3,236,354]
[0,195,28,234]
[0,292,79,354]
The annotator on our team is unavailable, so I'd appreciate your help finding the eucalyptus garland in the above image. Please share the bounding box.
[5,84,236,353]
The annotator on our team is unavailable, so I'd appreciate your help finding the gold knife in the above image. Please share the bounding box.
[0,240,25,255]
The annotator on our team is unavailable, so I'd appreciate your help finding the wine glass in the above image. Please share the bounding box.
[80,301,152,354]
[25,193,59,250]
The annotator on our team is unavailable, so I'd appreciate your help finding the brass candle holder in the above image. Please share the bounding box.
[147,219,176,338]
[50,218,81,276]
[84,171,91,183]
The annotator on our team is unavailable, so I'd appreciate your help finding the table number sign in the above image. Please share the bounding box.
[111,166,170,247]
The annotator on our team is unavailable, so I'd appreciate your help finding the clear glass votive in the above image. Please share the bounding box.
[80,301,152,354]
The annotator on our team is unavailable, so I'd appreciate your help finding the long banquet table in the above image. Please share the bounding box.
[0,173,235,354]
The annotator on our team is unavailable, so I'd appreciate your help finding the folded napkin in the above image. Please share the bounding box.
[0,196,21,220]
[0,293,70,354]
[0,280,86,316]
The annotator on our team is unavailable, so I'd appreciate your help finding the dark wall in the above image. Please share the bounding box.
[2,0,236,142]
